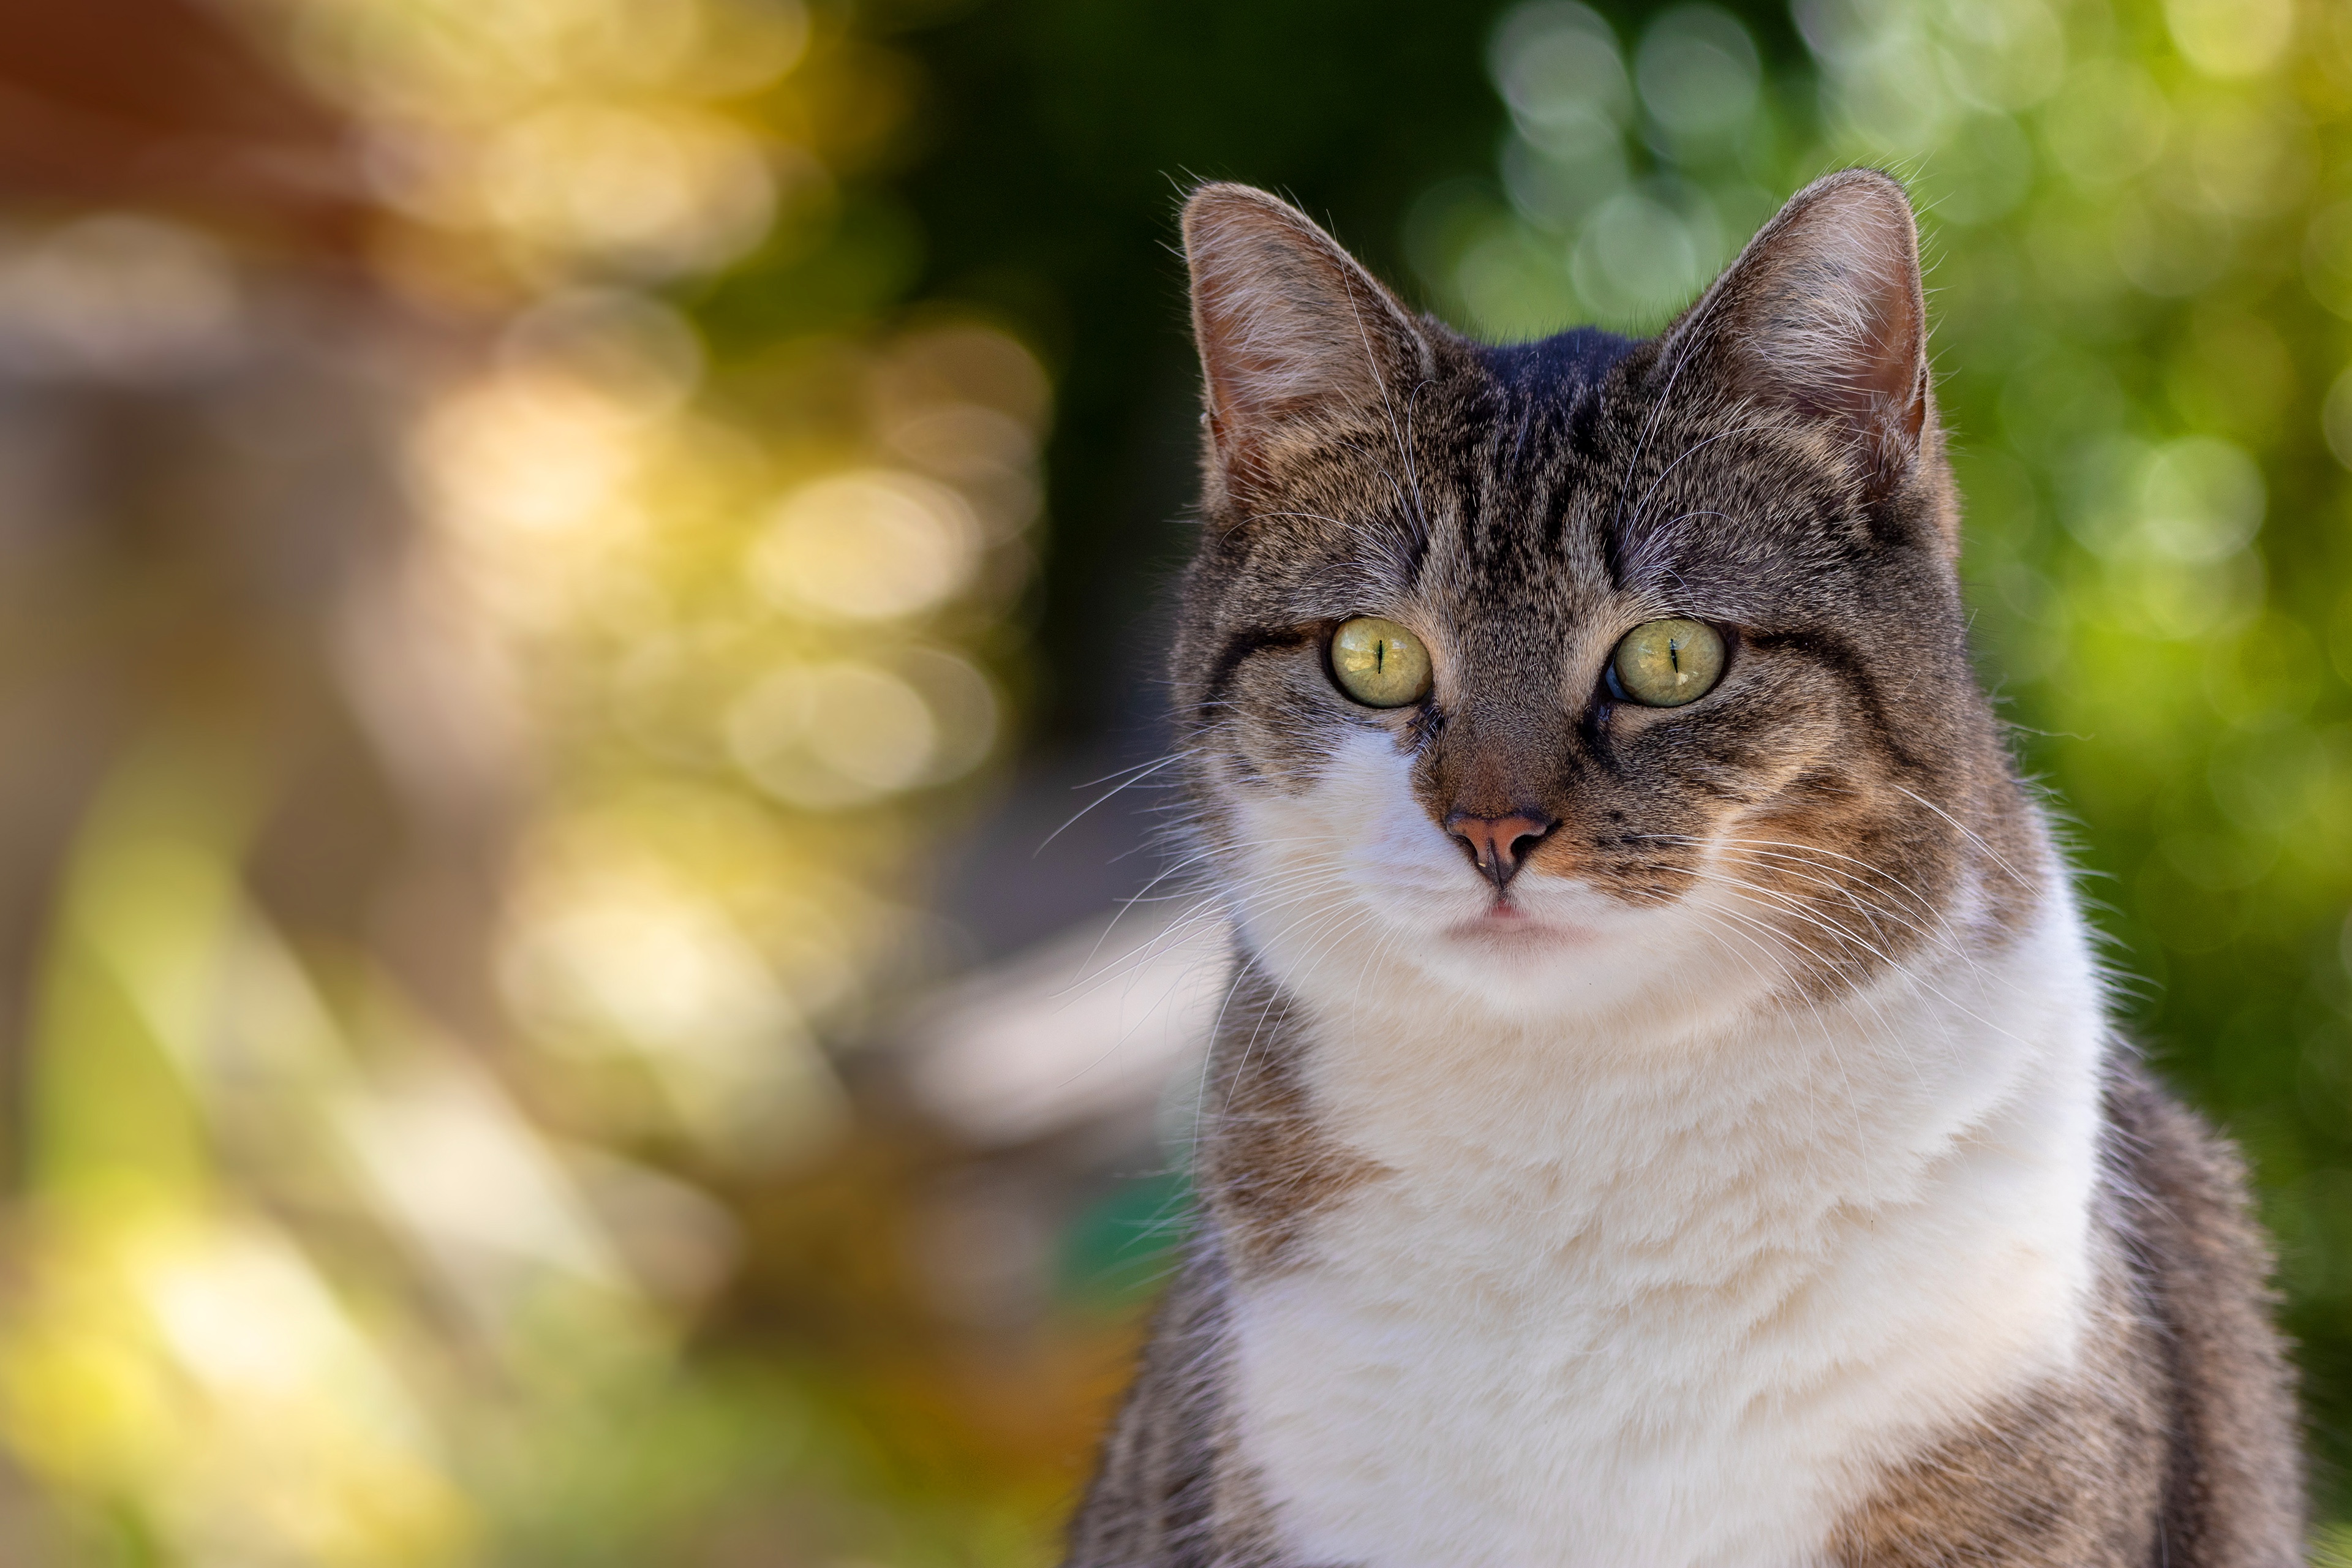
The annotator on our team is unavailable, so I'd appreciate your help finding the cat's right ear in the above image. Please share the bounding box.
[1182,183,1433,493]
[1658,169,1933,507]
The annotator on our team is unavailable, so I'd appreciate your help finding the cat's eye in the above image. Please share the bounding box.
[1608,617,1725,708]
[1329,617,1433,708]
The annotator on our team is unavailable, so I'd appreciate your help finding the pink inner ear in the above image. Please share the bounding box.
[1841,239,1926,453]
[1190,236,1341,446]
[1182,186,1427,475]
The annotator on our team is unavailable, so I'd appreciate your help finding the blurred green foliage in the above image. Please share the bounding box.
[0,0,1077,1560]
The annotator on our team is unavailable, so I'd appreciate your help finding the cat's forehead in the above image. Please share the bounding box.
[1234,319,1852,638]
[1370,328,1651,610]
[1223,351,1642,646]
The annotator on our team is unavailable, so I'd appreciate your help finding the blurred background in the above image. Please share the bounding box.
[0,0,2342,1561]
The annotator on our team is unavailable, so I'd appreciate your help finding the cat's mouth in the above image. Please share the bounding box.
[1444,901,1599,949]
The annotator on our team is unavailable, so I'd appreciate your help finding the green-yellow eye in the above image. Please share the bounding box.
[1608,617,1725,708]
[1329,616,1433,708]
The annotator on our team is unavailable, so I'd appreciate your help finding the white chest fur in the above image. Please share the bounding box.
[1221,895,2107,1568]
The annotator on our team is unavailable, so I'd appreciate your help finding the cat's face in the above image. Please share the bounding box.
[1174,175,2038,1025]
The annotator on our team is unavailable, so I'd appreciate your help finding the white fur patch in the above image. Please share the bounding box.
[1216,733,2107,1568]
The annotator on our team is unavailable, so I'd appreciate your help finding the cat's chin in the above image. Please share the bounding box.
[1335,876,1777,1025]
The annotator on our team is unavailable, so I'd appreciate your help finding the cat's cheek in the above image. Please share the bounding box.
[1223,731,1485,987]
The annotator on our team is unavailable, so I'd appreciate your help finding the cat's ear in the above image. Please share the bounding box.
[1665,170,1932,499]
[1182,183,1433,487]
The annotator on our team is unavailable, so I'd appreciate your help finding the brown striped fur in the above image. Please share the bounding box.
[1193,960,1388,1274]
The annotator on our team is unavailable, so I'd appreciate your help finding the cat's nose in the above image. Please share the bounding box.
[1444,810,1557,893]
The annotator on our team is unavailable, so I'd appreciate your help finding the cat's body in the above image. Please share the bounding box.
[1066,173,2301,1567]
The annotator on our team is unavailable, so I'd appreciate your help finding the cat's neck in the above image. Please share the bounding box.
[1236,873,2109,1243]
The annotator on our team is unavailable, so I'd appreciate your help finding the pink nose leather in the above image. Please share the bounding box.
[1444,810,1556,893]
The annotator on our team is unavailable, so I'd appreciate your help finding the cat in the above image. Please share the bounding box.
[1062,171,2304,1568]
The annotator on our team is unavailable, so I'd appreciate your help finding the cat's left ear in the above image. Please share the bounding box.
[1664,170,1939,516]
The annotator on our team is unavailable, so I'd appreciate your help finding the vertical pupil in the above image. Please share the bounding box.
[1375,638,1388,673]
[1667,636,1683,674]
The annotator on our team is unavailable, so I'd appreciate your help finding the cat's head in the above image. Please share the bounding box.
[1172,172,2041,1027]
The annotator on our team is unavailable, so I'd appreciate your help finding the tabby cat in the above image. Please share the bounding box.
[1063,172,2304,1567]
